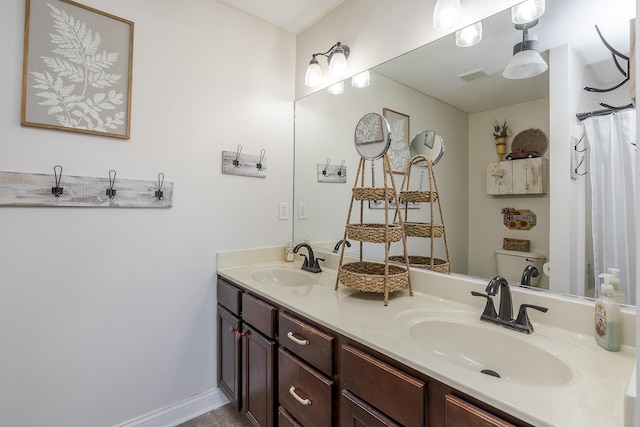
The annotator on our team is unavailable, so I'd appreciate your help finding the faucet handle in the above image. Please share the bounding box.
[514,304,548,334]
[298,254,309,267]
[471,291,498,320]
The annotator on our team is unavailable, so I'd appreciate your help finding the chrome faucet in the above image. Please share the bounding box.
[293,243,324,273]
[520,265,539,287]
[333,239,351,253]
[485,275,513,322]
[471,275,548,334]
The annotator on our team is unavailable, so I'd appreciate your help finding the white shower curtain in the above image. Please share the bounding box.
[584,109,637,304]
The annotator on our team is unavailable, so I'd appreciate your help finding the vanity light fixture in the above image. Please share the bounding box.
[351,70,371,88]
[456,22,482,47]
[304,41,350,88]
[433,0,462,31]
[511,0,545,25]
[503,21,548,79]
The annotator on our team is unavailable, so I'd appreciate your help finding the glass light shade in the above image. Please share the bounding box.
[433,0,462,31]
[503,49,548,79]
[351,70,371,88]
[328,48,349,80]
[304,60,322,87]
[511,0,545,24]
[327,81,344,95]
[456,22,482,47]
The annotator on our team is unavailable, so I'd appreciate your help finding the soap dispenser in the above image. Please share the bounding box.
[608,268,627,304]
[595,275,622,352]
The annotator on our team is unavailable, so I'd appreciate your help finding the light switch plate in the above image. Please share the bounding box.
[298,202,307,220]
[278,202,289,220]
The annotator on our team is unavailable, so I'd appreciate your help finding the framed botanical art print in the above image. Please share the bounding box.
[21,0,134,139]
[383,108,410,173]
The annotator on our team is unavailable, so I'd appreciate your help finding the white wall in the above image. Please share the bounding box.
[0,1,294,426]
[468,99,550,288]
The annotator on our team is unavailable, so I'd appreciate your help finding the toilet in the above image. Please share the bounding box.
[495,249,546,287]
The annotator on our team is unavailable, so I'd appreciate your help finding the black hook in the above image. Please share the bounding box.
[233,145,242,167]
[322,158,330,175]
[257,149,266,171]
[337,160,345,177]
[106,169,117,199]
[51,165,63,197]
[155,173,165,200]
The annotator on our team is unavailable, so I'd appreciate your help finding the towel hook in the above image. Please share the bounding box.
[337,160,345,176]
[574,131,587,153]
[51,165,63,197]
[106,169,117,199]
[155,173,165,200]
[233,145,243,167]
[257,149,266,171]
[322,158,331,175]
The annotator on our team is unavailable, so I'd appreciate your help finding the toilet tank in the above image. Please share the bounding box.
[495,249,546,287]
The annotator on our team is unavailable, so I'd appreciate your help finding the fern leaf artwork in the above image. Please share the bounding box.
[22,0,133,139]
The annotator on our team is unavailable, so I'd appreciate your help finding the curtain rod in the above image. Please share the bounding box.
[576,103,634,122]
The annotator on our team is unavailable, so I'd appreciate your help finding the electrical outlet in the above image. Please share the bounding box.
[278,202,289,220]
[298,202,307,220]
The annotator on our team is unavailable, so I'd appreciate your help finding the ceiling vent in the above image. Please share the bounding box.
[457,68,488,82]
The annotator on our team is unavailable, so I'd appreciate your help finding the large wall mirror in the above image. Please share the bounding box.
[294,0,636,305]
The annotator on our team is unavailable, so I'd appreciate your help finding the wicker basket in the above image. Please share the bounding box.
[347,223,404,243]
[390,255,450,273]
[503,238,530,252]
[338,262,409,293]
[398,190,438,203]
[352,187,395,201]
[401,222,444,238]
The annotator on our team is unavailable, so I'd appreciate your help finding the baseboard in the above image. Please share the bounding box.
[117,388,230,427]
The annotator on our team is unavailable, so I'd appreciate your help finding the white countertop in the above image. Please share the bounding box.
[217,247,636,427]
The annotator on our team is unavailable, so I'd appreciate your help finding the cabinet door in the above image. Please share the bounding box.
[243,324,275,427]
[217,305,241,411]
[340,390,401,427]
[486,161,512,195]
[445,394,515,427]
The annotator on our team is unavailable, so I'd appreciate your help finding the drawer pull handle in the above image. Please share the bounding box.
[289,386,311,406]
[287,332,309,346]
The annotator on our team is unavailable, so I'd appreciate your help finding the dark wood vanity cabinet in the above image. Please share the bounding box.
[216,275,530,427]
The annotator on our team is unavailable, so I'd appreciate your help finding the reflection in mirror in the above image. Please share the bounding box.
[410,130,445,166]
[293,0,636,305]
[354,113,391,160]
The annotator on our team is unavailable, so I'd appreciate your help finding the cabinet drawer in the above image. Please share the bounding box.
[279,311,334,377]
[445,394,515,427]
[217,278,241,315]
[340,390,401,427]
[278,348,333,427]
[341,344,425,427]
[242,293,276,338]
[278,406,303,427]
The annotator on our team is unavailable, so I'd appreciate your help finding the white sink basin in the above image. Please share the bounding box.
[251,268,320,287]
[407,317,572,386]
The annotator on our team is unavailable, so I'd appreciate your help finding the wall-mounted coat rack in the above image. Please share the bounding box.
[0,168,173,208]
[221,145,267,178]
[317,159,347,183]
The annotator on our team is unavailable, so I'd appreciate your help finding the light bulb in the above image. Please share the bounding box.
[433,0,462,31]
[456,22,482,47]
[351,70,371,88]
[304,58,322,87]
[327,81,344,95]
[328,47,349,80]
[511,0,545,24]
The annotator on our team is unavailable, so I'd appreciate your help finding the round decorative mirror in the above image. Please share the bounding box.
[409,130,445,166]
[354,112,391,160]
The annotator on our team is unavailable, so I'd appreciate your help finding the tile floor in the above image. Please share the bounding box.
[178,404,252,427]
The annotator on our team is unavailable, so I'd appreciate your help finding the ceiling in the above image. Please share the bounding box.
[214,0,346,33]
